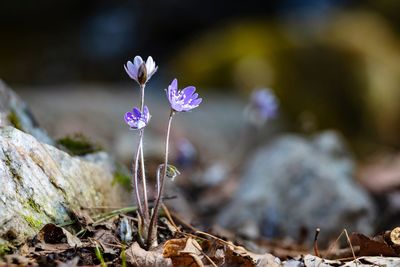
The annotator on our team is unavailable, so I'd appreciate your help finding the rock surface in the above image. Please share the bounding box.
[217,131,375,244]
[0,80,53,145]
[0,126,128,246]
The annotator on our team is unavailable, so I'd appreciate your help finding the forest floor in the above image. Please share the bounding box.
[2,204,400,267]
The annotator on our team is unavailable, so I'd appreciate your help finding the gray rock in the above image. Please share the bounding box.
[0,127,128,246]
[0,80,53,145]
[217,131,375,244]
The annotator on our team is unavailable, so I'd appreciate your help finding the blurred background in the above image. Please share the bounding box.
[1,0,400,151]
[2,0,400,246]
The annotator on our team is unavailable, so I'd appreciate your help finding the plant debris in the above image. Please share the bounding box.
[3,206,400,266]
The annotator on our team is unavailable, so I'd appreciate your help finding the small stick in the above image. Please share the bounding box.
[314,228,320,257]
[161,203,180,232]
[344,229,358,266]
[196,230,243,251]
[322,230,345,259]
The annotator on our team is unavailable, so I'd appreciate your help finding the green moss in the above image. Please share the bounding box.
[57,134,102,156]
[25,198,41,213]
[0,243,12,258]
[112,168,131,189]
[22,215,42,230]
[7,110,23,131]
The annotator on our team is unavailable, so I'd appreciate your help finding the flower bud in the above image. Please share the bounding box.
[159,164,181,181]
[137,62,148,85]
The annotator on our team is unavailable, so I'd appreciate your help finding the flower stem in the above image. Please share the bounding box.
[139,84,149,222]
[147,109,175,248]
[132,130,144,220]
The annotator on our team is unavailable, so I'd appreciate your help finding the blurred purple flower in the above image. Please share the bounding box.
[176,138,197,167]
[247,88,278,125]
[167,79,202,112]
[124,56,157,85]
[124,106,151,130]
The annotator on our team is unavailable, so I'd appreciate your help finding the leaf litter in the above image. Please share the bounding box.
[2,206,400,266]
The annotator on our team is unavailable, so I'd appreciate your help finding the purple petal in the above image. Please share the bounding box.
[146,56,155,73]
[132,107,141,118]
[143,105,149,115]
[134,56,143,67]
[124,111,134,122]
[170,79,178,91]
[148,65,158,78]
[125,61,137,79]
[190,98,202,106]
[143,106,150,122]
[182,86,196,97]
[167,79,178,101]
[171,102,183,112]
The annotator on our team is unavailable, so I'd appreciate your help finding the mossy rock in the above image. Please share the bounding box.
[57,134,103,156]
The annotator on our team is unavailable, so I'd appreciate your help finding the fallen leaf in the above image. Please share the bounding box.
[37,224,82,247]
[224,243,280,267]
[350,233,397,257]
[127,242,172,267]
[343,256,400,267]
[163,237,205,267]
[93,229,120,255]
[298,254,342,267]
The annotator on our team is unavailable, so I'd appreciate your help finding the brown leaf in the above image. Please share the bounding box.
[163,238,187,258]
[93,229,120,255]
[37,224,82,248]
[163,237,205,267]
[127,242,172,267]
[223,244,279,267]
[72,210,94,226]
[350,233,397,257]
[199,240,279,267]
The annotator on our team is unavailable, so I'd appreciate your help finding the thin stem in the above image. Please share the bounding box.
[139,133,149,221]
[147,110,175,248]
[139,84,149,222]
[133,131,144,220]
[140,85,145,111]
[156,165,162,196]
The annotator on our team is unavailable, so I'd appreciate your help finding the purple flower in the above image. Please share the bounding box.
[124,106,151,130]
[166,79,202,112]
[124,56,158,85]
[246,88,278,125]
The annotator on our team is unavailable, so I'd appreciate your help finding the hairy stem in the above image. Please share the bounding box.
[139,84,149,222]
[155,165,162,196]
[147,110,175,248]
[133,131,144,220]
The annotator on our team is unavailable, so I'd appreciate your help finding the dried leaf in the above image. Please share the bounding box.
[127,242,172,267]
[343,256,400,267]
[350,233,397,257]
[37,224,82,248]
[300,254,342,267]
[93,229,120,255]
[163,238,187,258]
[72,209,94,226]
[163,237,205,267]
